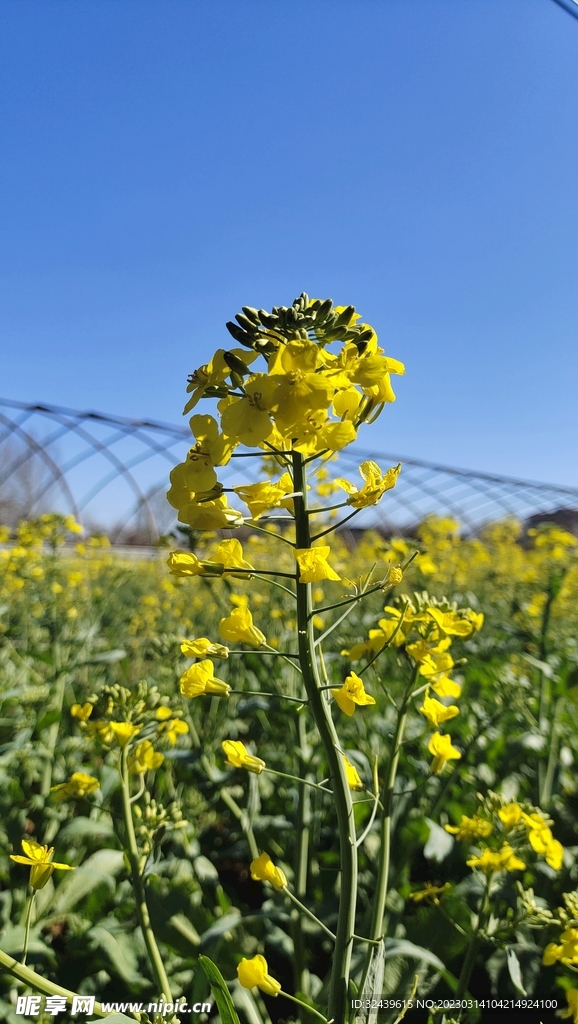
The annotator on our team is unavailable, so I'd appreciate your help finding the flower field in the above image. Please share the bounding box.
[1,296,578,1024]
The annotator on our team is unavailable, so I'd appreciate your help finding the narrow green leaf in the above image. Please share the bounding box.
[199,954,241,1024]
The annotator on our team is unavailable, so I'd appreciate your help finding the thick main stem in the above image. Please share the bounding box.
[291,713,312,998]
[292,452,358,1024]
[120,747,173,1002]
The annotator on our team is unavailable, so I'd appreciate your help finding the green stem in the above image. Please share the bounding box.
[219,788,259,859]
[264,768,332,794]
[311,507,361,542]
[293,451,357,1024]
[283,887,336,940]
[246,522,295,546]
[231,689,307,704]
[278,989,329,1024]
[541,696,563,809]
[253,575,296,598]
[21,892,36,966]
[455,874,492,999]
[291,713,312,998]
[0,948,132,1019]
[120,747,173,1001]
[41,643,65,796]
[369,666,420,943]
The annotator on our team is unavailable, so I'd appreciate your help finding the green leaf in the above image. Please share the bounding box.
[506,946,527,996]
[199,954,242,1024]
[83,649,126,664]
[59,816,114,843]
[48,850,124,915]
[199,911,242,948]
[424,818,454,863]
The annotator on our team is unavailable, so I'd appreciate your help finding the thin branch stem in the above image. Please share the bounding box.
[231,690,308,705]
[264,768,332,794]
[283,887,336,940]
[311,507,362,542]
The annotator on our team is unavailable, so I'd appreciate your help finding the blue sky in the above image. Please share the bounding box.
[1,0,577,486]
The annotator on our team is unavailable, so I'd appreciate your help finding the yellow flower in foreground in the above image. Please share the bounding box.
[561,988,578,1024]
[428,732,461,774]
[466,843,526,875]
[180,659,231,698]
[219,605,266,647]
[427,606,484,639]
[158,717,189,745]
[10,839,75,890]
[128,740,165,773]
[295,545,341,583]
[180,637,229,659]
[233,478,294,520]
[522,813,564,870]
[409,881,451,904]
[237,954,281,997]
[70,702,93,721]
[544,929,578,966]
[50,772,99,802]
[222,739,266,774]
[212,538,255,576]
[445,814,493,842]
[418,691,459,729]
[331,672,376,717]
[498,803,523,829]
[107,722,141,747]
[343,756,364,790]
[334,461,401,508]
[250,852,287,891]
[167,550,225,578]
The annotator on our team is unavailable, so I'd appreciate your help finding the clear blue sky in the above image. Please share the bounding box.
[1,0,577,486]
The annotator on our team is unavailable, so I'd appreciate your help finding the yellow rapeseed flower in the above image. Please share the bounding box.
[128,740,165,773]
[343,756,363,790]
[419,690,459,729]
[237,954,281,997]
[180,659,231,698]
[331,672,376,717]
[50,772,100,801]
[561,988,578,1024]
[498,803,523,829]
[445,814,493,842]
[409,881,451,904]
[334,461,401,508]
[294,546,341,583]
[10,839,75,890]
[428,732,461,774]
[219,605,266,647]
[233,478,294,520]
[167,550,225,578]
[158,718,189,745]
[71,702,93,721]
[466,843,526,875]
[180,637,229,659]
[108,722,141,747]
[250,852,287,890]
[222,739,266,774]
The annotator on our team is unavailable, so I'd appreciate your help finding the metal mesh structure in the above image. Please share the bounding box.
[1,396,577,544]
